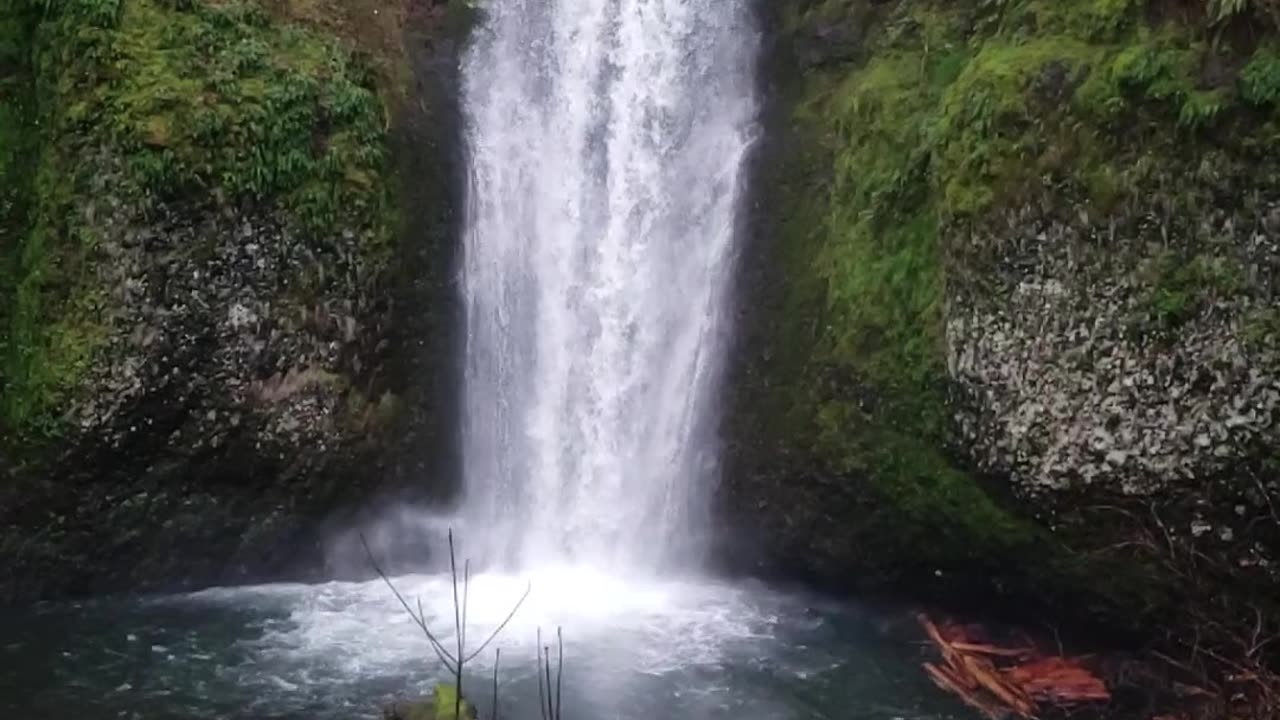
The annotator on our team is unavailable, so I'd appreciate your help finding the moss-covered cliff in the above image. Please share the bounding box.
[0,0,461,601]
[727,0,1280,657]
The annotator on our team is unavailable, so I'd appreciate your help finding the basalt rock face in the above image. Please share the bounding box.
[0,0,464,602]
[725,0,1280,640]
[948,198,1280,530]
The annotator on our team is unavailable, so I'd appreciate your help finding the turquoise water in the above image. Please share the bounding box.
[0,571,968,720]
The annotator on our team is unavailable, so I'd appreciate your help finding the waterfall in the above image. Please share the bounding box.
[458,0,758,572]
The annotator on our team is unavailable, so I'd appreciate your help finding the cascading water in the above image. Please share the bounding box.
[0,6,970,718]
[458,0,759,572]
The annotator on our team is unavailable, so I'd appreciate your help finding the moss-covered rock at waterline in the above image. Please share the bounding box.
[0,0,459,602]
[383,684,478,720]
[726,0,1280,640]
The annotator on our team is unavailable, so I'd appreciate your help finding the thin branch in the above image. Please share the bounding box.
[463,559,472,654]
[491,648,500,720]
[450,530,463,720]
[1148,503,1178,560]
[359,533,457,673]
[414,591,455,666]
[1255,477,1280,528]
[414,594,457,673]
[543,643,554,720]
[463,582,533,664]
[536,629,547,720]
[555,627,564,720]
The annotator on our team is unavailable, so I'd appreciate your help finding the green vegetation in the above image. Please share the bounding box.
[428,684,477,720]
[0,0,393,445]
[1241,44,1280,105]
[749,0,1279,595]
[1141,250,1242,329]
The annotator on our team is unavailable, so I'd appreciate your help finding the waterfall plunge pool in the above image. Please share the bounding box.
[1,570,967,719]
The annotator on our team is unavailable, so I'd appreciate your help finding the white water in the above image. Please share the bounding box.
[193,571,784,680]
[458,0,759,571]
[0,7,957,719]
[186,4,775,714]
[15,575,942,720]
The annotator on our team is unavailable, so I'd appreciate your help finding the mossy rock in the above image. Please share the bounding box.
[0,0,396,447]
[0,0,457,603]
[383,684,477,720]
[728,0,1280,640]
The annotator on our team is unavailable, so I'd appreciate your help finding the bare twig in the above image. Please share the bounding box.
[491,648,500,720]
[359,533,457,674]
[555,627,564,720]
[1255,477,1280,528]
[462,582,532,664]
[364,528,533,718]
[543,642,554,720]
[463,560,472,653]
[449,531,463,720]
[536,629,547,720]
[1148,502,1178,560]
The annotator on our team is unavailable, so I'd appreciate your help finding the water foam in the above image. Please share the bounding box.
[188,569,779,680]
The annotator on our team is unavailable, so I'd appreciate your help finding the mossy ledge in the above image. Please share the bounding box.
[725,0,1280,655]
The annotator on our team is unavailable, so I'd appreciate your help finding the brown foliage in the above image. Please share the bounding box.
[918,614,1110,719]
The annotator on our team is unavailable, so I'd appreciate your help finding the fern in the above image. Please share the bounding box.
[1240,47,1280,105]
[1209,0,1252,23]
[1207,0,1280,29]
[1178,91,1226,128]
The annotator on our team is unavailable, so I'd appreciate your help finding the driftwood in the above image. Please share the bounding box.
[918,614,1110,719]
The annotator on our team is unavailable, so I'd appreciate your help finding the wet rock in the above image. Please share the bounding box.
[798,22,861,68]
[946,206,1280,502]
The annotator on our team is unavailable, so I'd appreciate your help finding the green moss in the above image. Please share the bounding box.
[742,2,1044,583]
[749,0,1278,606]
[431,684,476,720]
[830,421,1042,568]
[0,2,36,275]
[0,0,52,440]
[1074,27,1232,130]
[1140,250,1244,329]
[93,0,388,232]
[996,0,1142,41]
[1,0,394,445]
[823,56,951,399]
[937,38,1102,215]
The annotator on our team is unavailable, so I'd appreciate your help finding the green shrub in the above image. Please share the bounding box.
[1241,46,1280,105]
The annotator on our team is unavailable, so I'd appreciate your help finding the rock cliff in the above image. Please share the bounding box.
[0,0,464,601]
[726,0,1280,650]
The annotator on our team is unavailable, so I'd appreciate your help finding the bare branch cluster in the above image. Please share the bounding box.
[361,530,532,719]
[535,627,564,720]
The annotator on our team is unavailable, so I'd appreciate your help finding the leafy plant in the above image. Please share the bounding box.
[1208,0,1280,27]
[1178,90,1227,127]
[1241,46,1280,105]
